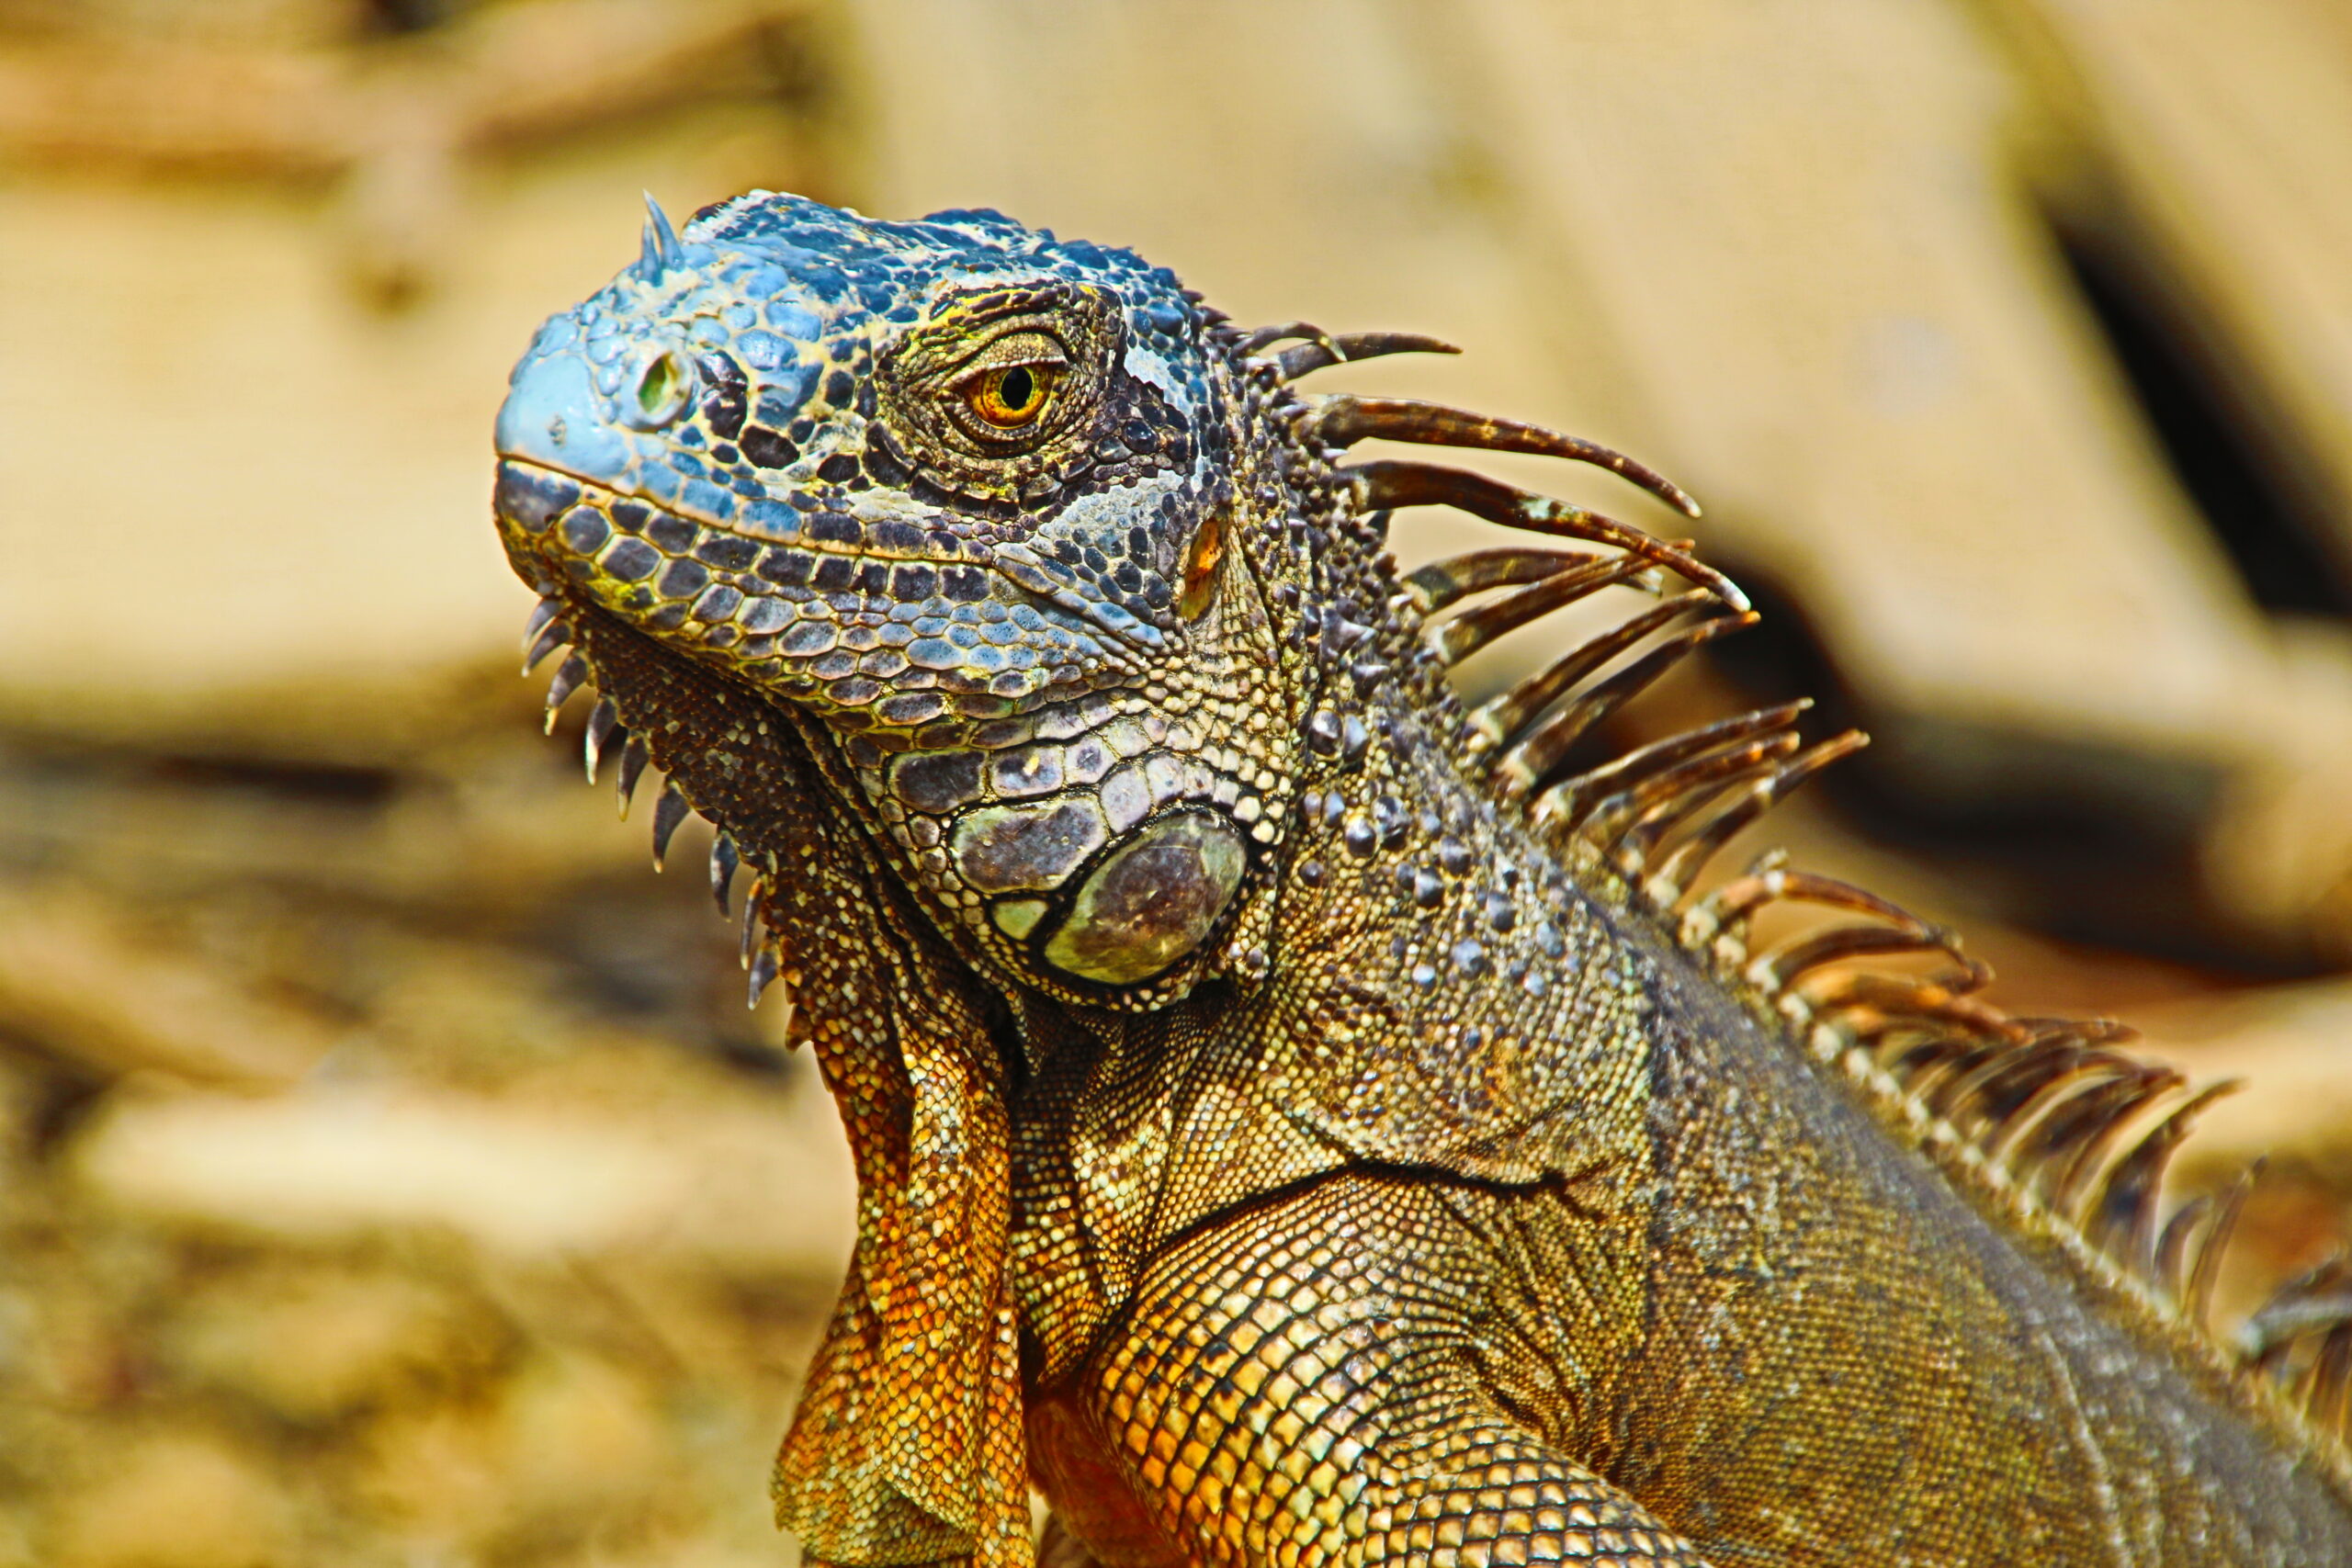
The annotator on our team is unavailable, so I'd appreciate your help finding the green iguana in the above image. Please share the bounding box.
[489,192,2352,1566]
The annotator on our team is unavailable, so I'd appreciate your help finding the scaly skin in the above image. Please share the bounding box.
[490,193,2352,1567]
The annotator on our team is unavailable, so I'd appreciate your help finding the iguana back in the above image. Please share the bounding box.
[488,192,2352,1566]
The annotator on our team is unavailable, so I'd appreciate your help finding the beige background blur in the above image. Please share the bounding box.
[3,2,2350,1564]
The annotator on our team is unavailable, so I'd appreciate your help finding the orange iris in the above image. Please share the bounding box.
[967,363,1055,428]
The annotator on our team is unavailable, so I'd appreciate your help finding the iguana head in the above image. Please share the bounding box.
[493,193,1314,1007]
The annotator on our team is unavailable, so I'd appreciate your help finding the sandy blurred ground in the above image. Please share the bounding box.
[2,1,2350,1562]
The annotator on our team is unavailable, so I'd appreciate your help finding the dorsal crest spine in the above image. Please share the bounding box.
[1269,326,2352,1469]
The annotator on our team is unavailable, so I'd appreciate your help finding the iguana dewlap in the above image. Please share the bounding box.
[490,192,2352,1568]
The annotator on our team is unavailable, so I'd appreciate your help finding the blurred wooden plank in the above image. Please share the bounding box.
[1421,0,2271,770]
[2196,619,2352,958]
[69,1065,857,1272]
[1384,0,2352,957]
[0,39,810,756]
[1980,0,2352,578]
[845,0,1536,355]
[2140,970,2352,1318]
[2150,975,2352,1187]
[0,885,334,1089]
[0,0,810,175]
[0,696,667,907]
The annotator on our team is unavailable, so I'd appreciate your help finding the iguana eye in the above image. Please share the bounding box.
[967,363,1056,428]
[957,359,1065,434]
[875,293,1120,495]
[627,348,695,428]
[944,329,1071,441]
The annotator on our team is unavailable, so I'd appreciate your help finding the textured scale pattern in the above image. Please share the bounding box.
[1071,1177,1701,1568]
[492,192,2352,1568]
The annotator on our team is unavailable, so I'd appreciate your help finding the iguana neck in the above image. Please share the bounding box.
[1011,676,1665,1386]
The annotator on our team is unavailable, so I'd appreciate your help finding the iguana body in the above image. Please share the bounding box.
[490,194,2352,1567]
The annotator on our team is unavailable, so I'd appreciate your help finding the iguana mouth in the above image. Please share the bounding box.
[495,454,1164,662]
[493,456,1147,728]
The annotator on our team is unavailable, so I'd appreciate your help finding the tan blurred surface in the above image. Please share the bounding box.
[3,2,2351,1562]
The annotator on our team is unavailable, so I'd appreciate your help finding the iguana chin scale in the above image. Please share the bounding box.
[489,191,2352,1567]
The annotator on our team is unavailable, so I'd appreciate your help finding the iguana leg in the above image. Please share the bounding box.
[1045,1174,1711,1568]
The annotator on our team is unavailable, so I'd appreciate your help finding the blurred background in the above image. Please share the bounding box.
[3,1,2350,1562]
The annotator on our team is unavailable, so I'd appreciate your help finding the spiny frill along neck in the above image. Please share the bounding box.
[1220,317,2352,1491]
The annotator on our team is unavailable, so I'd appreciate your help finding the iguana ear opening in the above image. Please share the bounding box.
[1176,509,1227,621]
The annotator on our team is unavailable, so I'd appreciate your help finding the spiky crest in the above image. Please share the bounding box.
[1273,339,2352,1469]
[636,191,685,282]
[1247,327,1462,382]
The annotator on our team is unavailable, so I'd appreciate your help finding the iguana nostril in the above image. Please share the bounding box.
[626,347,696,429]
